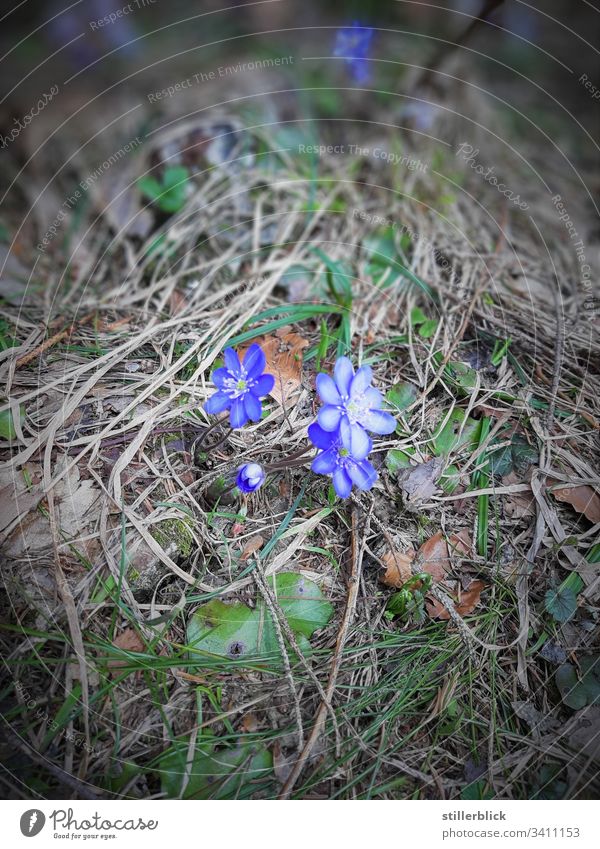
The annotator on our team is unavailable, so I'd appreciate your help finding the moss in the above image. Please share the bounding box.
[151,517,194,558]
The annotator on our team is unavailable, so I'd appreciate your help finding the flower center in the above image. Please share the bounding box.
[223,373,252,398]
[345,394,368,424]
[339,447,350,457]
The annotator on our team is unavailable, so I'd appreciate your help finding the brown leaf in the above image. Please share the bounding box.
[399,457,444,505]
[240,534,264,561]
[380,548,415,588]
[240,713,259,732]
[448,528,471,558]
[551,484,600,524]
[417,531,450,582]
[109,628,145,676]
[241,327,308,407]
[426,579,485,620]
[273,740,295,784]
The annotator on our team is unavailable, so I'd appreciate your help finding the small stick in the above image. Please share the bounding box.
[280,505,365,798]
[15,313,95,368]
[253,567,305,751]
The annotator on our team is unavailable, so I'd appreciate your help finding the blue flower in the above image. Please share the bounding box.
[204,344,274,429]
[236,462,266,493]
[333,22,375,83]
[315,356,396,460]
[309,422,377,498]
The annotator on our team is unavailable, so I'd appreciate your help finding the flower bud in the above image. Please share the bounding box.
[236,462,265,493]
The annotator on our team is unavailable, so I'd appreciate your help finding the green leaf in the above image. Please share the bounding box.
[461,779,492,800]
[410,306,427,326]
[418,318,438,338]
[385,381,416,413]
[544,586,578,623]
[187,600,260,660]
[186,572,333,667]
[489,434,538,478]
[363,228,401,287]
[447,360,477,391]
[269,572,333,639]
[311,247,353,306]
[555,656,600,709]
[0,406,23,440]
[139,166,189,214]
[432,409,481,456]
[158,738,272,799]
[385,447,415,475]
[439,464,461,493]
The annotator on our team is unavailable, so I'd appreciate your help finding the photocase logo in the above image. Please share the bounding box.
[19,810,46,837]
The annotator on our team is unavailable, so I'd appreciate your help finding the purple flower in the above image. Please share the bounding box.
[204,344,274,429]
[236,463,265,493]
[315,356,396,460]
[333,22,375,83]
[309,422,377,498]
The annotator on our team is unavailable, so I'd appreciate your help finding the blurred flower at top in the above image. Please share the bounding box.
[47,0,140,70]
[333,22,375,83]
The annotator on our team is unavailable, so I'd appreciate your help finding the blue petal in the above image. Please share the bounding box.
[243,344,266,379]
[333,467,352,498]
[334,357,354,397]
[210,367,230,389]
[316,373,342,405]
[223,348,241,377]
[317,405,342,432]
[312,448,338,475]
[347,459,377,490]
[349,421,372,461]
[204,391,231,414]
[308,422,337,450]
[364,386,383,408]
[363,409,397,435]
[350,365,372,397]
[250,374,274,397]
[243,393,262,422]
[229,398,248,428]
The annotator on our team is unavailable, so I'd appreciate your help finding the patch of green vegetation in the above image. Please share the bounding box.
[138,165,190,214]
[187,572,333,668]
[151,517,194,559]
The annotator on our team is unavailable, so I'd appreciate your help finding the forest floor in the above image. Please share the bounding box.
[1,64,599,800]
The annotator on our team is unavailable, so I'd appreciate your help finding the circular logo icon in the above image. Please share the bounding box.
[19,810,45,837]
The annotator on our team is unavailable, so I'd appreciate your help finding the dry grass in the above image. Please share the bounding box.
[1,80,599,800]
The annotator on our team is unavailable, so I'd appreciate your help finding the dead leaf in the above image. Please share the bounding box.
[379,548,415,588]
[448,528,471,558]
[564,707,600,762]
[426,579,485,620]
[109,628,145,676]
[550,484,600,524]
[399,456,444,505]
[169,289,188,316]
[273,740,295,784]
[414,529,484,619]
[240,713,259,733]
[511,700,559,736]
[418,531,450,582]
[241,327,308,407]
[240,534,264,562]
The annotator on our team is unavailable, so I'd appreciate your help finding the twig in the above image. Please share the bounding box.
[15,313,94,368]
[253,567,305,751]
[280,505,365,799]
[545,277,565,432]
